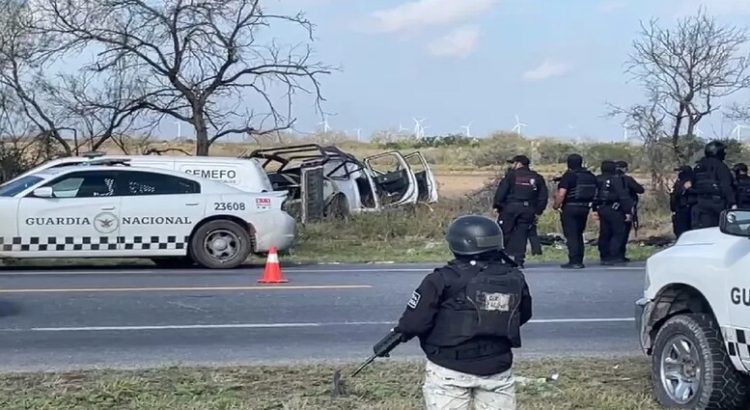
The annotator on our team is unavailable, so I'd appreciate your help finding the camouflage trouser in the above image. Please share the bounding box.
[422,360,516,410]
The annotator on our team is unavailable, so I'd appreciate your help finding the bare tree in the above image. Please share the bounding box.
[35,0,333,155]
[0,0,72,156]
[51,63,159,155]
[615,7,750,162]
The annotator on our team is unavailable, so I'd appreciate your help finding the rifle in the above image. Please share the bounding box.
[332,328,404,397]
[632,201,640,238]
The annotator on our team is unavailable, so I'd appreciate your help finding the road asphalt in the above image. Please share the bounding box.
[0,262,647,372]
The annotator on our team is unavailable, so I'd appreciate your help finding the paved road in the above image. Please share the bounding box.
[0,262,646,372]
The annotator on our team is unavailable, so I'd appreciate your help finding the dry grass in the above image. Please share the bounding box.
[0,357,662,410]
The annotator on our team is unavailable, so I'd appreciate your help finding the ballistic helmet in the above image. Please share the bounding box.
[704,140,727,161]
[445,215,504,255]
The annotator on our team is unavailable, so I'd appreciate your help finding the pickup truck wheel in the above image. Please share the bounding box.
[189,220,252,269]
[651,313,748,409]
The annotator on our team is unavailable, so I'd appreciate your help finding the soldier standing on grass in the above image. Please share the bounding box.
[615,161,644,262]
[552,154,598,269]
[492,155,548,268]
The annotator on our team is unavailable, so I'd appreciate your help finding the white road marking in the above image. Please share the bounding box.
[0,266,644,276]
[0,318,635,333]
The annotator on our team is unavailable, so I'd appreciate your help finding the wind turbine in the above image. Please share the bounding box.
[354,128,362,141]
[319,116,330,133]
[461,122,472,138]
[413,118,426,139]
[175,121,182,138]
[733,124,750,141]
[511,114,527,136]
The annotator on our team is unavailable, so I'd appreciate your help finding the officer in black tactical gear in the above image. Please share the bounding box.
[394,214,532,410]
[691,140,736,229]
[615,160,643,261]
[670,165,694,238]
[593,160,634,265]
[493,155,548,268]
[732,163,750,208]
[552,154,598,269]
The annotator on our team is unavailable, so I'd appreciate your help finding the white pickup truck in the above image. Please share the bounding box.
[636,209,750,409]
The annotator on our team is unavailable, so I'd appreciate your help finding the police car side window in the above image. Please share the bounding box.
[123,171,200,196]
[46,171,117,198]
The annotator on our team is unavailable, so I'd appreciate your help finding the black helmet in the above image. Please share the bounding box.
[734,163,748,173]
[445,215,504,255]
[704,140,726,160]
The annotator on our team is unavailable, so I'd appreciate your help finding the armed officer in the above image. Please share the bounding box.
[732,163,750,208]
[593,160,633,265]
[615,160,643,261]
[393,215,533,410]
[691,140,736,229]
[493,155,548,268]
[552,154,598,269]
[670,165,694,238]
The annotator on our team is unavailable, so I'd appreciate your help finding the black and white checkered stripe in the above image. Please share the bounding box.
[0,236,189,252]
[724,327,750,373]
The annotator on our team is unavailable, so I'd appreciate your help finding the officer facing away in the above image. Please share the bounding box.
[691,140,736,229]
[670,165,694,238]
[593,160,634,265]
[493,155,548,268]
[552,154,598,269]
[615,160,643,261]
[394,215,533,410]
[732,163,750,209]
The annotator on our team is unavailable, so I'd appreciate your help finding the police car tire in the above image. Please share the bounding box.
[189,220,252,269]
[651,313,748,410]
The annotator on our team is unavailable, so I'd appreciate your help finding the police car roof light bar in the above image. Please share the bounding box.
[81,151,107,159]
[83,158,132,167]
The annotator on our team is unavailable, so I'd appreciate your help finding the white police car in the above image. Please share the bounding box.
[0,161,296,269]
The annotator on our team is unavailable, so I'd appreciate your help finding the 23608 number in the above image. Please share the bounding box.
[214,202,246,211]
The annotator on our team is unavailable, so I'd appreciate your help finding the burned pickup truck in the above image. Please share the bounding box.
[244,144,438,221]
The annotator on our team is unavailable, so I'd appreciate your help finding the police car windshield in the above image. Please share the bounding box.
[0,175,44,197]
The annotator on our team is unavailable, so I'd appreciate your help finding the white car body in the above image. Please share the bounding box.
[4,154,275,193]
[247,144,439,216]
[637,225,750,375]
[0,164,295,268]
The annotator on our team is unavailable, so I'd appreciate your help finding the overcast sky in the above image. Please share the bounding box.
[175,0,750,142]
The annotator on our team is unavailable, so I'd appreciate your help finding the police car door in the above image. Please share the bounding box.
[116,170,204,256]
[363,152,418,207]
[16,170,122,257]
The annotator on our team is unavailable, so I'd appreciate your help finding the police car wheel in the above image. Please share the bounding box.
[651,313,748,409]
[189,220,251,269]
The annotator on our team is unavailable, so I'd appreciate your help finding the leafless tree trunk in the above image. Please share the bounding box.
[34,0,333,156]
[622,7,750,162]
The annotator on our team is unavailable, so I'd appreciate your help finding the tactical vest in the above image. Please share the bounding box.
[736,176,750,206]
[509,169,538,202]
[595,174,622,204]
[692,160,721,197]
[565,170,597,203]
[423,261,525,349]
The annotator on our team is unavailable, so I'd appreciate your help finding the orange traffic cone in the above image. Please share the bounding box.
[258,247,288,284]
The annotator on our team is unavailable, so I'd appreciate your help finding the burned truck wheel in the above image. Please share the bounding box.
[651,313,748,409]
[189,219,252,269]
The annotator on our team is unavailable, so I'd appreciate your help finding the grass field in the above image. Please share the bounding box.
[0,357,663,410]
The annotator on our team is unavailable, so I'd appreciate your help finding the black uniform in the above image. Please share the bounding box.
[493,166,548,267]
[670,166,693,238]
[394,254,533,376]
[595,162,633,264]
[733,163,750,209]
[556,157,597,268]
[690,157,735,229]
[616,163,644,259]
